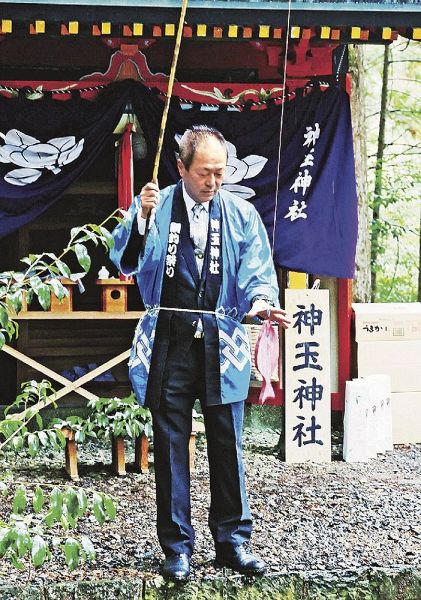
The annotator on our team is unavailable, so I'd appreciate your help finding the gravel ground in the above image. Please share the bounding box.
[0,430,420,585]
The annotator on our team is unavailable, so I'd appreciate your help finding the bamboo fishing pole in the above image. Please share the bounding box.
[152,0,188,182]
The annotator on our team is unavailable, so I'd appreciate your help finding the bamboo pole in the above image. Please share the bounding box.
[152,0,188,182]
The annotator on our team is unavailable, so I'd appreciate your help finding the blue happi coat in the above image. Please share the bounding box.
[110,184,279,406]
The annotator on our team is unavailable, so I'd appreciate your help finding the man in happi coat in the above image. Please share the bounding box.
[110,125,289,582]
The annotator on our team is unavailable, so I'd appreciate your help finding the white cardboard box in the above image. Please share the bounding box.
[391,392,421,444]
[357,340,421,392]
[353,302,421,343]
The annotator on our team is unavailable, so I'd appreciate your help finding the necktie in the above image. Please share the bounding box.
[190,203,207,257]
[192,202,205,223]
[190,203,208,337]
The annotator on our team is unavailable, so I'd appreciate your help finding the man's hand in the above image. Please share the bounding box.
[248,299,291,329]
[139,180,160,219]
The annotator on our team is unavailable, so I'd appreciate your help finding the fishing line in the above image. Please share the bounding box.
[271,0,293,259]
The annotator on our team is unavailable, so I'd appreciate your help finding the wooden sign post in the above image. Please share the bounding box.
[284,289,331,463]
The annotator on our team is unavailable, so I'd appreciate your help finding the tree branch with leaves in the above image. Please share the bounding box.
[0,212,120,349]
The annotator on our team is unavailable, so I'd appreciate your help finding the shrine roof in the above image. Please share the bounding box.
[2,0,420,8]
[2,1,420,5]
[0,1,420,38]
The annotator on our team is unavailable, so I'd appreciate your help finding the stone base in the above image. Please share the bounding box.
[244,403,283,431]
[0,568,420,599]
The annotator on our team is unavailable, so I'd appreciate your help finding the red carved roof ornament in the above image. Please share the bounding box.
[79,47,171,85]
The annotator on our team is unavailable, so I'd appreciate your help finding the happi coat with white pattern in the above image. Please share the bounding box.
[110,183,279,407]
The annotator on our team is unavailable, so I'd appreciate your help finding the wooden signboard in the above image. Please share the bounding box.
[284,289,331,463]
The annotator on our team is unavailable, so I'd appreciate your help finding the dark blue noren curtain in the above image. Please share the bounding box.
[133,83,358,279]
[0,80,357,278]
[0,81,133,238]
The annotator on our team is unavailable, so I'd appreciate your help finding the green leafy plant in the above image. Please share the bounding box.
[0,480,116,571]
[0,379,65,455]
[87,393,152,440]
[1,386,152,458]
[53,393,152,443]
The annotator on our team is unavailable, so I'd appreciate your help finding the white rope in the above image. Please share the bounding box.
[147,306,219,315]
[0,83,108,95]
[335,45,347,83]
[271,0,293,258]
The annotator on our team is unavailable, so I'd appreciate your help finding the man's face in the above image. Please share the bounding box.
[177,138,227,204]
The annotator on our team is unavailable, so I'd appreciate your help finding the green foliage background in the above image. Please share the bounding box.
[364,39,421,302]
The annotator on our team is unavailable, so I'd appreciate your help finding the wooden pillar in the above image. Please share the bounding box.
[134,433,149,474]
[188,432,197,472]
[61,428,79,480]
[335,278,353,411]
[288,271,308,289]
[111,435,126,475]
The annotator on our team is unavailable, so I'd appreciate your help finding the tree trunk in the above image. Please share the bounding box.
[348,45,371,303]
[371,45,390,301]
[419,204,421,301]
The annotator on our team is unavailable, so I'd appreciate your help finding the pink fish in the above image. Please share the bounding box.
[254,319,279,404]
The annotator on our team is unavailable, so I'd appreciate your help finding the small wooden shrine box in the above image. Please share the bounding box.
[96,278,134,312]
[49,278,77,313]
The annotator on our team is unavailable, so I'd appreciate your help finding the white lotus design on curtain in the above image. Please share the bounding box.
[222,140,267,200]
[175,135,267,200]
[0,129,84,186]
